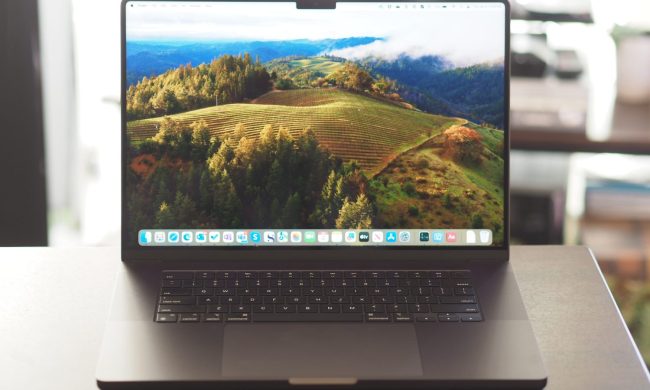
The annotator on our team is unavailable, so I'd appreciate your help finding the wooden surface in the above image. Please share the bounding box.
[0,246,647,389]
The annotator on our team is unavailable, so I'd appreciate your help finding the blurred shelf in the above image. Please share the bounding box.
[512,100,650,154]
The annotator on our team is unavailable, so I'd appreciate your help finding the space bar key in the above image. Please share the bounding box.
[253,313,363,322]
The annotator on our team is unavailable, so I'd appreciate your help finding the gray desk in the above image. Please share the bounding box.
[0,246,648,389]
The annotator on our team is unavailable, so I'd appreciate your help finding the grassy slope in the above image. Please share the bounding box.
[266,56,344,83]
[371,124,505,244]
[128,88,461,176]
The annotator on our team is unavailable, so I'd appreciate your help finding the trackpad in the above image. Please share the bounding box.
[222,324,423,379]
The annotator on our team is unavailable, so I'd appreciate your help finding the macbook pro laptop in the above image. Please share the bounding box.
[97,0,547,388]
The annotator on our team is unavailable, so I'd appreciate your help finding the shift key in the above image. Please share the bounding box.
[430,304,479,313]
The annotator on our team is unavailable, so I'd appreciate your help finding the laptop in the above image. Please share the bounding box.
[97,0,547,388]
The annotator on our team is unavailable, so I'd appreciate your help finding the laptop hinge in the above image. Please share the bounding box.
[296,0,336,9]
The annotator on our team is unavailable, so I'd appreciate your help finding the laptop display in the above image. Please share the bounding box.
[124,1,507,248]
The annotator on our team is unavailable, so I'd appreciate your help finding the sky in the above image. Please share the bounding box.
[126,1,506,66]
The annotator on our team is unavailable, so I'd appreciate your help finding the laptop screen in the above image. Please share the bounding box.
[124,1,507,249]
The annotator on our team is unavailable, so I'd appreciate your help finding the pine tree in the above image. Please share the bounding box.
[335,194,373,229]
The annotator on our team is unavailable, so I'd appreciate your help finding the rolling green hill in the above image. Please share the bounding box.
[127,88,462,176]
[265,56,345,87]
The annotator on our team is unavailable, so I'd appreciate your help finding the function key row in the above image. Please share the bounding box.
[163,270,471,280]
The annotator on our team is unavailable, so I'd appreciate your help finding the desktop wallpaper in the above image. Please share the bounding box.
[125,2,506,245]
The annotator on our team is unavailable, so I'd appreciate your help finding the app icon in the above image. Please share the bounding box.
[277,231,289,243]
[372,231,384,243]
[263,231,275,243]
[399,231,411,242]
[480,230,491,244]
[139,231,151,244]
[466,230,476,244]
[317,231,329,243]
[331,231,343,243]
[181,231,193,243]
[419,231,430,242]
[168,231,180,243]
[385,231,397,243]
[223,231,234,243]
[154,231,165,243]
[432,231,444,243]
[445,231,457,243]
[236,231,248,243]
[249,231,262,243]
[345,231,357,243]
[304,231,316,243]
[290,231,302,243]
[208,231,220,243]
[195,231,207,243]
[359,232,370,242]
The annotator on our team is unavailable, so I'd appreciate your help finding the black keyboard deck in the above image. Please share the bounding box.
[156,270,482,323]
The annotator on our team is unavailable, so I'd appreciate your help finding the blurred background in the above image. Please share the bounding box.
[1,0,650,364]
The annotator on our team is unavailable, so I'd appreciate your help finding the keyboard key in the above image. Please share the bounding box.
[393,313,413,322]
[329,296,350,304]
[193,288,213,296]
[365,304,385,313]
[262,271,279,279]
[160,296,195,305]
[438,313,460,322]
[320,304,341,313]
[387,304,408,312]
[179,313,201,322]
[395,296,416,304]
[216,271,235,279]
[454,287,475,296]
[253,304,273,313]
[276,304,297,313]
[452,271,471,279]
[280,271,299,279]
[298,304,318,313]
[240,271,257,279]
[207,304,228,313]
[162,272,193,280]
[197,271,215,280]
[253,313,363,322]
[344,271,362,279]
[204,313,223,322]
[183,280,203,288]
[431,287,452,296]
[417,296,438,304]
[285,296,306,304]
[160,287,191,296]
[415,315,437,322]
[461,314,483,322]
[365,271,385,279]
[430,304,479,313]
[440,296,477,304]
[225,313,250,322]
[408,304,429,313]
[302,271,320,279]
[232,305,251,313]
[162,280,182,287]
[155,313,178,322]
[342,304,362,313]
[389,271,407,279]
[158,305,206,313]
[430,271,448,279]
[197,296,218,305]
[366,313,391,322]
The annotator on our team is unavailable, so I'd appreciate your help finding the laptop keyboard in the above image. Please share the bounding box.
[156,270,482,323]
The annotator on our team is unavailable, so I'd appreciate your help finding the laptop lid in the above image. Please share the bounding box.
[121,0,510,264]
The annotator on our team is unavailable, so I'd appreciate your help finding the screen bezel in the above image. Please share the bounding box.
[121,0,511,263]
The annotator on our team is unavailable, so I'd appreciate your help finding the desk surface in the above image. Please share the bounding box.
[0,246,647,389]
